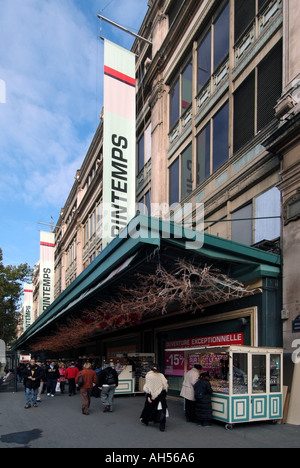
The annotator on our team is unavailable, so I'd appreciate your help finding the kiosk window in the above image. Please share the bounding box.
[270,355,281,393]
[252,355,266,393]
[233,353,248,394]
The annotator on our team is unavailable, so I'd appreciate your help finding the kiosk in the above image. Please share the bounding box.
[167,345,283,429]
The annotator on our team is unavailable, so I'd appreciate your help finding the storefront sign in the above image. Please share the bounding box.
[165,333,244,350]
[39,231,55,314]
[165,333,243,376]
[102,39,136,248]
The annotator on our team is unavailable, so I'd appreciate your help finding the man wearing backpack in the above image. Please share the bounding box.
[98,361,119,412]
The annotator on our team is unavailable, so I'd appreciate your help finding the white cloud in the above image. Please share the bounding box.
[0,0,100,207]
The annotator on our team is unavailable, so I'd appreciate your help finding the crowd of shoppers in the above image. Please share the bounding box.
[20,359,213,431]
[20,359,120,417]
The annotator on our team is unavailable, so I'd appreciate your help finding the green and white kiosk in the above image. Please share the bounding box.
[168,345,283,430]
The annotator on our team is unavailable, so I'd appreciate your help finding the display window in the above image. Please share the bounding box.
[270,354,281,393]
[252,355,266,394]
[233,353,248,394]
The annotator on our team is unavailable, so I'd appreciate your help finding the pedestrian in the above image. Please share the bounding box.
[180,364,203,422]
[46,361,60,397]
[98,361,119,412]
[194,371,213,427]
[65,361,79,396]
[140,364,169,432]
[58,362,66,394]
[75,362,97,415]
[23,359,42,409]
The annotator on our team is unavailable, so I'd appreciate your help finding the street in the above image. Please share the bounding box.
[0,387,299,449]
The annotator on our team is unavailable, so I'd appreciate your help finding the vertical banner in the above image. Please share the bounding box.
[102,39,136,248]
[23,283,33,331]
[39,231,55,314]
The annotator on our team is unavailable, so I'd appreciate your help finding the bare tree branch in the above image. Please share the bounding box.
[31,261,255,352]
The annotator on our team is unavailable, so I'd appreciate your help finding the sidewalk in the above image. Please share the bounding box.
[0,387,300,449]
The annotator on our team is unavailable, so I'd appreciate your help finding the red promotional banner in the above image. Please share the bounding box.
[165,332,244,350]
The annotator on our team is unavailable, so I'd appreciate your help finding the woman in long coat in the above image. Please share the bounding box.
[194,371,213,427]
[140,364,169,432]
[180,364,202,422]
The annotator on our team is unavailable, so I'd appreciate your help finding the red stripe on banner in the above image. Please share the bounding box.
[40,242,55,248]
[104,65,136,87]
[24,289,33,293]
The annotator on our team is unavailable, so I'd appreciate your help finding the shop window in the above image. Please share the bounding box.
[170,60,192,130]
[170,78,180,130]
[252,355,266,394]
[197,122,211,185]
[254,187,281,243]
[270,355,281,393]
[181,144,193,200]
[145,190,151,216]
[138,134,145,174]
[257,40,283,131]
[197,3,229,93]
[169,158,180,205]
[231,203,253,246]
[234,71,255,153]
[214,3,230,71]
[196,101,229,186]
[90,210,96,238]
[234,0,255,43]
[137,123,152,174]
[233,354,248,394]
[182,61,193,113]
[234,39,282,153]
[213,101,229,172]
[197,30,211,93]
[168,0,185,28]
[84,219,89,245]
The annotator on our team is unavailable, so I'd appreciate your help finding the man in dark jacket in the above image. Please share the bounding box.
[194,371,213,427]
[24,360,42,409]
[98,362,119,413]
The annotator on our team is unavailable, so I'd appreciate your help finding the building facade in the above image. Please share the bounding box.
[53,0,285,307]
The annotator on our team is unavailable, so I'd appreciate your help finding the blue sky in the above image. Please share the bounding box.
[0,0,149,268]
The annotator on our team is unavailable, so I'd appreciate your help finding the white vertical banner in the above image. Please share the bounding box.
[39,231,55,314]
[23,283,33,331]
[102,39,136,248]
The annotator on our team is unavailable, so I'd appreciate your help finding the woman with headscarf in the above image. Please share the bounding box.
[140,364,169,432]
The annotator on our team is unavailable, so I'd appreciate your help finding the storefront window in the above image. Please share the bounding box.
[270,355,281,393]
[252,355,266,393]
[233,353,248,394]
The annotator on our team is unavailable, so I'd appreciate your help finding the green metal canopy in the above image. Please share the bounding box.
[13,214,281,351]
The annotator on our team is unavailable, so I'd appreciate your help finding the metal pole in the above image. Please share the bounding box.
[97,14,152,46]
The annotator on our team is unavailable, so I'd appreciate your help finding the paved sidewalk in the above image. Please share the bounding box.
[0,387,300,449]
